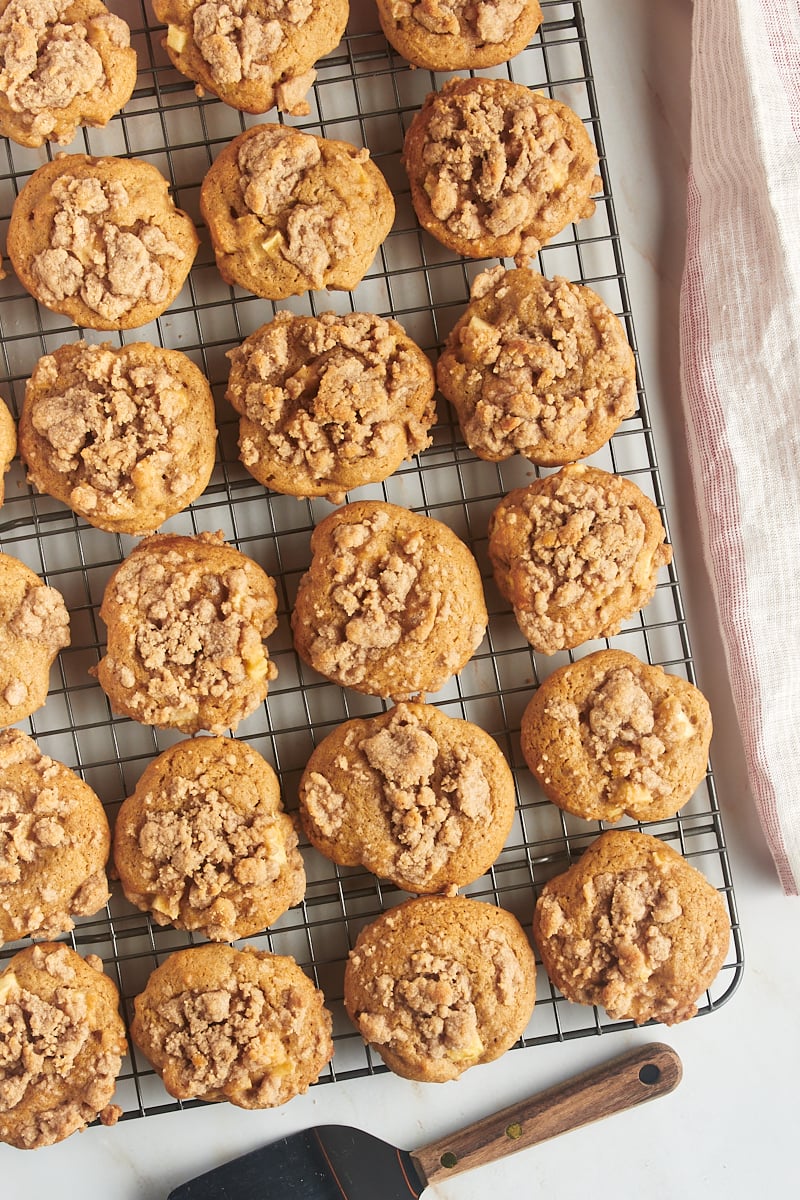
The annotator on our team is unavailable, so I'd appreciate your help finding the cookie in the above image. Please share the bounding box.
[291,500,488,700]
[7,154,200,330]
[94,530,279,734]
[19,341,217,535]
[0,395,16,507]
[200,123,395,299]
[0,729,111,945]
[0,943,126,1148]
[298,701,515,893]
[520,650,713,822]
[532,829,731,1025]
[487,463,672,654]
[0,0,137,149]
[154,0,348,116]
[0,552,70,727]
[436,265,637,465]
[131,943,334,1108]
[403,77,600,265]
[344,894,536,1081]
[226,310,436,504]
[114,735,305,941]
[377,0,542,71]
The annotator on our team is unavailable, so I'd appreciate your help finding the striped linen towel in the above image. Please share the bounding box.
[680,0,800,894]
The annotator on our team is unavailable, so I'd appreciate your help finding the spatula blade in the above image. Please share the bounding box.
[167,1124,425,1200]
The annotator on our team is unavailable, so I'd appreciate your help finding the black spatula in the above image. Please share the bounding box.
[168,1042,681,1199]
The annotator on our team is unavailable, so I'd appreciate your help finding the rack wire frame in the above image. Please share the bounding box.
[0,0,743,1122]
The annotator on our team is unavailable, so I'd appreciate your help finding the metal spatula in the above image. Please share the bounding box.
[167,1042,681,1199]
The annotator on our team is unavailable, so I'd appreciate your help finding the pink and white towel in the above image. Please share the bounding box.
[680,0,800,894]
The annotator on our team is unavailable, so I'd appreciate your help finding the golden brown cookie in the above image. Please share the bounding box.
[403,77,600,265]
[114,736,305,941]
[94,530,279,734]
[0,0,137,149]
[200,123,395,299]
[7,155,199,330]
[532,830,731,1025]
[0,552,70,727]
[0,395,16,507]
[291,500,488,700]
[520,650,713,822]
[436,266,637,465]
[377,0,542,71]
[154,0,348,116]
[298,701,515,893]
[19,341,217,535]
[131,943,334,1108]
[344,894,536,1081]
[0,729,111,945]
[226,310,436,504]
[487,463,672,654]
[0,943,126,1149]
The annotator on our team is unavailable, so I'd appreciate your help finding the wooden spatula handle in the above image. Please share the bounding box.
[411,1041,682,1188]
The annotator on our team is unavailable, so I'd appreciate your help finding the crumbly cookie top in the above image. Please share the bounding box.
[353,928,522,1065]
[547,667,697,806]
[0,732,70,888]
[2,579,70,711]
[0,945,122,1148]
[491,467,670,653]
[390,0,527,44]
[132,767,298,940]
[419,83,589,260]
[150,969,323,1105]
[303,704,491,888]
[101,532,277,732]
[189,0,312,87]
[30,173,188,323]
[0,730,108,938]
[237,125,363,287]
[308,509,431,687]
[444,267,635,461]
[0,0,130,141]
[536,865,683,1020]
[231,311,433,502]
[27,344,199,520]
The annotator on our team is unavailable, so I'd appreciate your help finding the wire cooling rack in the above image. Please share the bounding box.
[0,0,743,1121]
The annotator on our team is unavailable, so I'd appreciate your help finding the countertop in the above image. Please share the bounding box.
[3,1,799,1197]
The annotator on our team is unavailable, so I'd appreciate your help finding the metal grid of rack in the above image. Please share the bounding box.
[0,0,743,1121]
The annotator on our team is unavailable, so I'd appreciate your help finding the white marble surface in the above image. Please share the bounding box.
[4,1,799,1197]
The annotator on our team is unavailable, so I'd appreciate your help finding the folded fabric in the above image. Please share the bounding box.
[680,0,800,894]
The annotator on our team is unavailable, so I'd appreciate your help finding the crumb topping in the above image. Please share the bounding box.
[231,310,433,502]
[0,0,130,140]
[7,579,70,655]
[27,343,200,520]
[419,83,591,260]
[132,769,299,940]
[491,468,670,653]
[390,0,527,44]
[303,509,439,687]
[30,173,188,323]
[237,125,363,287]
[191,0,313,94]
[0,755,68,889]
[101,533,278,732]
[550,667,696,806]
[537,866,684,1021]
[0,731,108,938]
[355,933,521,1064]
[445,268,636,460]
[0,945,122,1149]
[153,976,317,1105]
[358,704,491,886]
